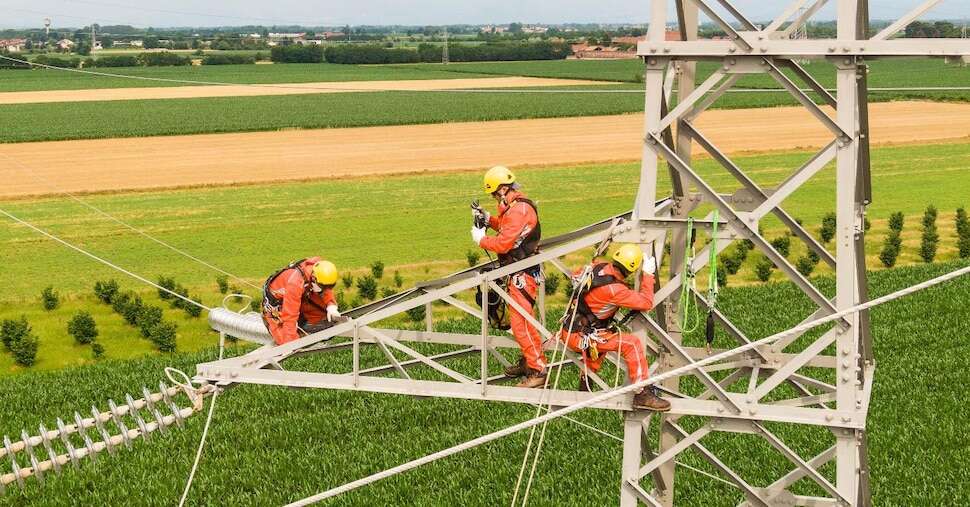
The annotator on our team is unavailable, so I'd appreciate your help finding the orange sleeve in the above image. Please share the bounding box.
[480,202,535,254]
[604,274,655,311]
[322,287,336,308]
[277,271,304,343]
[487,214,500,230]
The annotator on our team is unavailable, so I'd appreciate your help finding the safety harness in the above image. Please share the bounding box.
[496,197,542,271]
[565,262,623,333]
[476,197,543,330]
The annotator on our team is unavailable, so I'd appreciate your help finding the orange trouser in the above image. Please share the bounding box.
[508,273,547,371]
[558,329,649,383]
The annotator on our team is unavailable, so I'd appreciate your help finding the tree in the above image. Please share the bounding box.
[879,231,901,268]
[370,260,385,279]
[466,249,481,267]
[1,316,30,351]
[754,256,774,282]
[216,275,229,294]
[544,273,561,296]
[919,205,939,263]
[94,279,119,304]
[509,23,523,34]
[142,36,159,49]
[356,275,378,300]
[796,256,816,277]
[148,321,177,352]
[819,212,837,243]
[956,207,970,259]
[888,211,905,233]
[11,333,39,367]
[41,286,60,311]
[68,311,99,344]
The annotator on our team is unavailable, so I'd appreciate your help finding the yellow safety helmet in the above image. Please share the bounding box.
[483,165,516,194]
[312,260,339,286]
[612,244,644,273]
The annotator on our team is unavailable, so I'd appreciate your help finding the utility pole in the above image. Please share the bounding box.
[91,24,96,52]
[442,26,449,64]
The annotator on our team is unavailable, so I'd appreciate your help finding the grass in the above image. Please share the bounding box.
[0,63,490,92]
[417,57,970,90]
[0,260,967,505]
[0,141,968,372]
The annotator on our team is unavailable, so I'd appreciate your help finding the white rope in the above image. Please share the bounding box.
[177,331,227,506]
[511,265,591,506]
[0,206,211,312]
[0,152,260,290]
[284,262,970,506]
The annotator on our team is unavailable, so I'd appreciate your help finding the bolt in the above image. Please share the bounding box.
[842,416,852,423]
[663,48,671,54]
[728,47,736,53]
[748,408,757,416]
[650,48,657,54]
[828,47,836,53]
[760,47,768,53]
[649,59,657,65]
[825,414,833,422]
[842,375,851,383]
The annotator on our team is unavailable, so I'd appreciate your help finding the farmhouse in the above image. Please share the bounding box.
[0,38,27,52]
[56,39,74,50]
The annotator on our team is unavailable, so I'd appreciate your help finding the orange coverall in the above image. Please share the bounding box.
[262,257,336,345]
[558,262,655,383]
[479,190,547,372]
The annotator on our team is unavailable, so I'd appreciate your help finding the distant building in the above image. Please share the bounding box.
[480,25,507,34]
[0,38,27,52]
[130,40,144,47]
[267,32,306,46]
[56,39,75,50]
[322,31,345,40]
[521,25,548,34]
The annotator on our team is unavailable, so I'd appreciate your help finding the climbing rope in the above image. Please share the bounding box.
[285,262,970,506]
[515,222,622,506]
[176,336,226,507]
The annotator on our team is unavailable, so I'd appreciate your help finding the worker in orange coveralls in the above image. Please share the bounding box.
[558,244,670,411]
[261,257,342,345]
[471,165,549,388]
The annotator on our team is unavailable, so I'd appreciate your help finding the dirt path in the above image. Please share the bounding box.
[1,101,968,198]
[0,77,609,105]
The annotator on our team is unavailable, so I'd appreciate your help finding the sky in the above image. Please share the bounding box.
[1,0,966,29]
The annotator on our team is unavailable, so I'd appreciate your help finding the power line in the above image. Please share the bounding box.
[65,0,330,27]
[0,206,211,312]
[0,152,260,291]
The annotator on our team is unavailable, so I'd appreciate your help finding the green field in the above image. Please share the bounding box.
[1,141,968,373]
[0,260,967,506]
[2,58,968,143]
[0,63,489,92]
[420,57,970,89]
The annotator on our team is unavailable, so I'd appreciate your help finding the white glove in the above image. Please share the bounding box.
[472,208,490,225]
[326,304,341,322]
[471,227,486,244]
[642,256,657,275]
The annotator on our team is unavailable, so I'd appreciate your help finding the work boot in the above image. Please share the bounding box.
[632,388,671,412]
[504,357,528,378]
[577,374,592,392]
[516,369,548,389]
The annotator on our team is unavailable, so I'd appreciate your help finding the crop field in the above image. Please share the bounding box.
[1,57,967,143]
[0,63,489,92]
[0,141,968,373]
[421,57,970,90]
[0,260,967,506]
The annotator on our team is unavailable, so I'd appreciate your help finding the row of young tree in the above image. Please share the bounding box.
[879,206,970,268]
